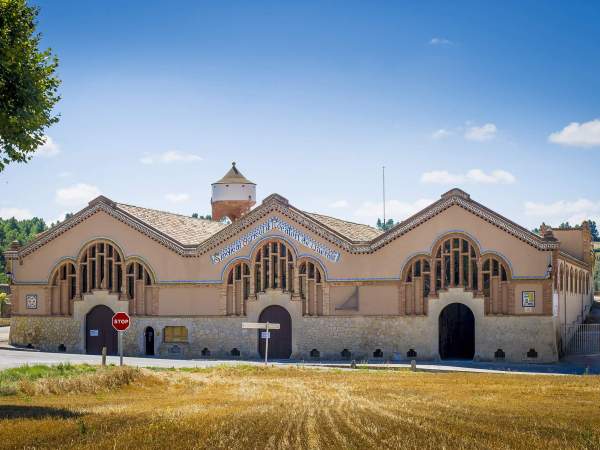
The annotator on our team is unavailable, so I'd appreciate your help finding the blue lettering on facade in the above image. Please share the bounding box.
[211,217,341,264]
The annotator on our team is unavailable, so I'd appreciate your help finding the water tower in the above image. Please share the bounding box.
[211,162,256,221]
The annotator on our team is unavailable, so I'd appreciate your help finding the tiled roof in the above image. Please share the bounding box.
[214,162,255,185]
[116,203,227,246]
[304,212,383,242]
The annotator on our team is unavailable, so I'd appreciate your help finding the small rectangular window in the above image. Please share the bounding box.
[164,326,188,343]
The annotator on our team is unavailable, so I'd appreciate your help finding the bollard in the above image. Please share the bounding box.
[101,346,107,366]
[410,360,416,371]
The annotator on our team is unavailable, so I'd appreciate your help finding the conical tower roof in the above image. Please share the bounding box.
[213,162,255,185]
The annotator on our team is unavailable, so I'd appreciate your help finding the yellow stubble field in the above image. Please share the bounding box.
[0,364,599,449]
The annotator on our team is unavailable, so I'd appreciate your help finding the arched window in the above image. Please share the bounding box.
[569,268,574,293]
[79,241,124,295]
[50,261,76,315]
[586,273,590,295]
[226,261,250,316]
[559,264,564,292]
[432,236,478,292]
[299,260,324,316]
[401,257,430,315]
[481,255,510,315]
[125,260,154,315]
[253,241,294,293]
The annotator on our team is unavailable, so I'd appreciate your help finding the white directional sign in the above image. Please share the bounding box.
[242,322,280,330]
[242,322,281,365]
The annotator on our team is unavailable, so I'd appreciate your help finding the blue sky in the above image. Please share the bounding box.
[2,1,600,230]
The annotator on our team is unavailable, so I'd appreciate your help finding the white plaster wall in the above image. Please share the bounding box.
[212,184,256,202]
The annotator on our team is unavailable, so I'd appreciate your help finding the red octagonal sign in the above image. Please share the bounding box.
[112,312,131,332]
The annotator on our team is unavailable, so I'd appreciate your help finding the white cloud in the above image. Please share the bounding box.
[165,193,191,203]
[548,119,600,148]
[464,123,497,141]
[524,199,600,225]
[466,169,515,184]
[140,150,203,165]
[421,169,516,185]
[353,199,433,225]
[58,171,71,178]
[329,200,349,208]
[55,183,101,208]
[48,211,71,225]
[431,128,453,140]
[430,37,453,46]
[421,170,464,184]
[0,207,33,220]
[36,135,60,157]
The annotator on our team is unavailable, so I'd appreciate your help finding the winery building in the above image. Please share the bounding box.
[5,163,595,362]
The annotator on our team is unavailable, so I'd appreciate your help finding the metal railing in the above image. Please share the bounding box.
[565,323,600,355]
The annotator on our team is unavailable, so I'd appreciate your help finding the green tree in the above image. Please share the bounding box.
[192,213,212,220]
[376,218,395,231]
[0,216,47,283]
[0,0,61,172]
[588,220,599,241]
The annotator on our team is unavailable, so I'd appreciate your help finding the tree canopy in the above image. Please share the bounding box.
[0,0,60,172]
[0,216,47,283]
[376,218,395,231]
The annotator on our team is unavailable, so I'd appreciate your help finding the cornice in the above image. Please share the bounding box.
[6,190,560,262]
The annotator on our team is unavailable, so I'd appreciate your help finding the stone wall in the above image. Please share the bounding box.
[9,310,559,362]
[10,316,83,353]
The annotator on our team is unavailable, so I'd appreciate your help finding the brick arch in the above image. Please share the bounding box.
[225,260,251,316]
[297,257,325,316]
[400,254,432,316]
[252,239,296,293]
[480,252,513,280]
[47,257,77,284]
[48,259,77,316]
[430,232,482,260]
[124,256,157,284]
[431,233,481,293]
[77,239,125,295]
[76,238,125,264]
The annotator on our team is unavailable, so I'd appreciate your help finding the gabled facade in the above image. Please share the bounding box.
[5,167,595,362]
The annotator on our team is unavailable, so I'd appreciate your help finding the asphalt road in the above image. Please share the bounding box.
[0,325,597,375]
[0,347,595,375]
[0,348,272,371]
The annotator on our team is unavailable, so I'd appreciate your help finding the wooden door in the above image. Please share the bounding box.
[258,305,292,359]
[86,305,117,355]
[439,303,475,360]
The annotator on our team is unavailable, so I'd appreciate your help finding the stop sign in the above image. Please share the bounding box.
[112,312,131,331]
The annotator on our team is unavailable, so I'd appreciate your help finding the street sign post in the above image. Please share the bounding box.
[112,312,131,366]
[242,322,280,365]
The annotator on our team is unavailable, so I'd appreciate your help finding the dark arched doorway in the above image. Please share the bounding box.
[86,305,117,355]
[258,305,292,359]
[145,327,155,356]
[439,303,475,360]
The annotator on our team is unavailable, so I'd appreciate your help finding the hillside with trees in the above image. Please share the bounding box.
[0,217,47,283]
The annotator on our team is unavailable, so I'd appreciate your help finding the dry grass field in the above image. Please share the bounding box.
[0,364,599,449]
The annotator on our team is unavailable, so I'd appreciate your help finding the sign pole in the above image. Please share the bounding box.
[118,331,123,366]
[112,312,130,367]
[264,322,269,366]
